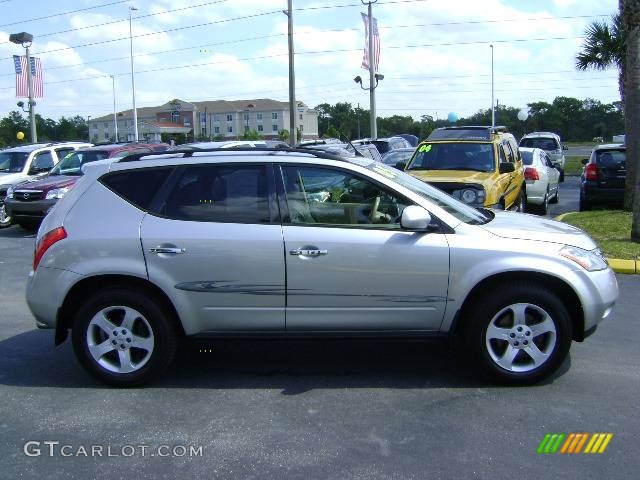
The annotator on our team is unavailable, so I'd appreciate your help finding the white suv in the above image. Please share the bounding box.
[519,132,567,181]
[0,142,91,228]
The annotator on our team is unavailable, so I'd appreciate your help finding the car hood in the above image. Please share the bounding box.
[14,174,78,191]
[480,210,597,250]
[408,170,494,185]
[0,172,28,187]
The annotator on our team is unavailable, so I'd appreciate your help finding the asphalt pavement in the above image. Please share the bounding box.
[0,177,638,479]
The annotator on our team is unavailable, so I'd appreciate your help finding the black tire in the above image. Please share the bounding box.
[538,188,549,216]
[579,193,591,211]
[559,169,565,183]
[72,288,177,386]
[464,283,572,385]
[549,187,559,204]
[516,187,526,212]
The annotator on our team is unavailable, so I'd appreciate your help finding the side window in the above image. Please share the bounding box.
[159,164,270,224]
[54,147,74,160]
[31,151,55,172]
[101,167,173,211]
[282,166,410,229]
[498,145,507,164]
[503,142,515,163]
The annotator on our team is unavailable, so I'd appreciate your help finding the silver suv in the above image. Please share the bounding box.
[26,149,618,386]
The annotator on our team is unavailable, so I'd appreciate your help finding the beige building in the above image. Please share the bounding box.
[88,98,319,143]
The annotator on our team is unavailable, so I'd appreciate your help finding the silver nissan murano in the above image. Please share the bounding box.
[25,148,618,386]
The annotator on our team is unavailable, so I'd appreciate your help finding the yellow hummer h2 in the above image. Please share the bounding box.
[401,126,526,211]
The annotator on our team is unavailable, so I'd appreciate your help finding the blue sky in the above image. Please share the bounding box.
[0,0,620,122]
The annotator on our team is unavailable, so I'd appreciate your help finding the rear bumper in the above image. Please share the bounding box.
[26,266,82,329]
[4,198,56,220]
[582,184,624,202]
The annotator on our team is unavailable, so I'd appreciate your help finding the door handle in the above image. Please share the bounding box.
[290,248,328,257]
[149,247,186,254]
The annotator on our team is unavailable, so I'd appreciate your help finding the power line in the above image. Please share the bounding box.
[0,0,130,28]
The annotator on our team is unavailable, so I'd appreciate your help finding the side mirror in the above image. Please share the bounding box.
[499,162,515,174]
[396,161,407,171]
[401,205,431,231]
[562,144,568,151]
[581,158,589,165]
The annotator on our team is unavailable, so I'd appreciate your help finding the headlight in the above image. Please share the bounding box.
[5,186,14,199]
[559,246,608,271]
[452,187,485,205]
[45,187,70,200]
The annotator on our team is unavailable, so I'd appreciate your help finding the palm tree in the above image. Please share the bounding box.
[576,13,626,101]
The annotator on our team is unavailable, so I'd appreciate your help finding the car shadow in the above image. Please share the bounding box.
[0,225,35,238]
[0,329,570,391]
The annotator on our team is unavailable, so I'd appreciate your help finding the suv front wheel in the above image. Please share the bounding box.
[72,288,177,386]
[465,283,572,384]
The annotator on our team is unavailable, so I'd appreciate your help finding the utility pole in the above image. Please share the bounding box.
[366,1,377,138]
[284,1,297,147]
[129,6,139,142]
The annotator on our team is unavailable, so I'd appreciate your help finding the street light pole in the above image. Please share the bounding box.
[128,6,139,142]
[110,75,118,142]
[10,32,37,143]
[87,115,91,142]
[490,44,495,127]
[366,0,377,139]
[284,1,297,147]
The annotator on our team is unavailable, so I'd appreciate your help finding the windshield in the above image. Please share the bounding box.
[49,151,109,176]
[407,143,495,172]
[0,152,29,173]
[520,137,559,151]
[349,158,491,225]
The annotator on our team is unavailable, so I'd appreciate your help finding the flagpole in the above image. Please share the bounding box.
[490,44,495,128]
[25,44,37,143]
[367,1,377,139]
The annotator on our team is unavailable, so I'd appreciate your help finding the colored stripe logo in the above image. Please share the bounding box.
[537,433,613,454]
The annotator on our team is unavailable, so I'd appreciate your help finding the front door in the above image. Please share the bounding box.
[141,162,285,333]
[278,164,450,332]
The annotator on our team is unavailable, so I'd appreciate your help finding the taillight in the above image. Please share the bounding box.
[524,167,540,181]
[33,226,67,271]
[585,163,598,181]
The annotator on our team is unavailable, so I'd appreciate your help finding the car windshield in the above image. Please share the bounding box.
[0,152,29,173]
[407,142,495,172]
[520,150,534,165]
[520,137,559,151]
[349,158,492,225]
[49,150,109,176]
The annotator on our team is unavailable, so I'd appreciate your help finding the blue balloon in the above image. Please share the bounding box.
[447,112,459,123]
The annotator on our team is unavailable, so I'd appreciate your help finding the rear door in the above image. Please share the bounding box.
[140,162,286,333]
[595,149,626,189]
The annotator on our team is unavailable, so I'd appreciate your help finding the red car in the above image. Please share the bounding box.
[5,143,168,229]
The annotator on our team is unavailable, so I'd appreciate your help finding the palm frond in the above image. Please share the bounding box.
[575,15,625,71]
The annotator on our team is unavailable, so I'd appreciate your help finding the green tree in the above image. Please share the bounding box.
[278,129,290,141]
[242,129,263,140]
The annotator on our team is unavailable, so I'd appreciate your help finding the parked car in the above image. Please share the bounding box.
[179,140,268,150]
[304,143,355,159]
[398,134,419,147]
[579,144,626,211]
[403,126,526,211]
[519,147,560,215]
[346,142,383,162]
[26,148,617,386]
[519,132,568,182]
[4,143,165,229]
[354,136,411,155]
[381,147,415,168]
[0,142,92,228]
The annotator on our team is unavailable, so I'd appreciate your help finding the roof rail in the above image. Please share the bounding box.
[117,146,349,163]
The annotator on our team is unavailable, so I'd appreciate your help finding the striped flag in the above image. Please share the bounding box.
[13,55,44,98]
[361,12,380,72]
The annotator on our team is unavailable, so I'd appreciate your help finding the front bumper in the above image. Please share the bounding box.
[575,266,618,334]
[4,197,56,220]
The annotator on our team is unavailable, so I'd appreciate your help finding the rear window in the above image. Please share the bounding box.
[520,150,534,165]
[596,150,625,168]
[520,137,559,151]
[101,167,173,211]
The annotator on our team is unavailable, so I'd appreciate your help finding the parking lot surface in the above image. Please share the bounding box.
[0,178,638,479]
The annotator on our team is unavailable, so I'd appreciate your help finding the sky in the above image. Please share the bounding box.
[0,0,621,122]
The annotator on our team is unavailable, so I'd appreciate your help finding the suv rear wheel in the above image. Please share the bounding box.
[465,283,572,384]
[72,288,177,386]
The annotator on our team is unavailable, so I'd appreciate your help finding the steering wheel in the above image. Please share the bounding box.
[370,196,381,222]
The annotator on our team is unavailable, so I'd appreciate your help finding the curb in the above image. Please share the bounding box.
[554,212,639,274]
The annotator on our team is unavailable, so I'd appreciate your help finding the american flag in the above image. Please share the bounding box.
[361,12,380,72]
[13,55,44,98]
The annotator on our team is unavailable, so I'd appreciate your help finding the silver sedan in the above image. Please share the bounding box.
[520,147,560,215]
